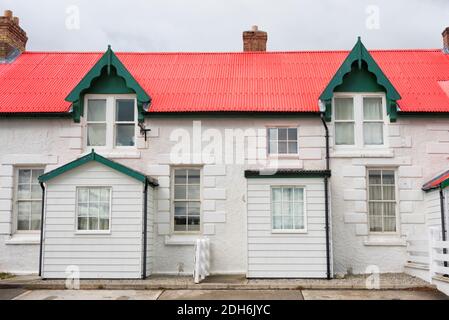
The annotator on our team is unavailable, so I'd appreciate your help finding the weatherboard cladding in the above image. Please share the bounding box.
[1,49,449,114]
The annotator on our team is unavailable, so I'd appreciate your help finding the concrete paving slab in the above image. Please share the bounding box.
[302,289,448,300]
[0,288,27,300]
[158,290,304,300]
[15,290,163,300]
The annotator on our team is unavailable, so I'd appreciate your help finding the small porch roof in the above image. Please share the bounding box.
[422,169,449,192]
[38,150,158,186]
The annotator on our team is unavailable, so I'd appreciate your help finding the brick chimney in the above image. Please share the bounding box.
[0,10,28,61]
[443,27,449,53]
[243,25,267,52]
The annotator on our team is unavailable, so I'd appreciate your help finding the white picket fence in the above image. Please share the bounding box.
[406,228,449,284]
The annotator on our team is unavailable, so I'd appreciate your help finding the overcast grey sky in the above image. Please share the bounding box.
[2,0,449,52]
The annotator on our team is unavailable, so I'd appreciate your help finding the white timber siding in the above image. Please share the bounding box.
[41,162,147,279]
[425,190,443,229]
[246,177,328,278]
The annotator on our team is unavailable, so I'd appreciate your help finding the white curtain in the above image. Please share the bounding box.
[368,170,396,232]
[335,98,355,145]
[364,98,383,145]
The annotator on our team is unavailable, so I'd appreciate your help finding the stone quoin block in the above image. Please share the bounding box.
[203,165,226,176]
[343,189,367,201]
[203,188,226,200]
[398,166,422,178]
[147,165,170,176]
[343,166,366,177]
[203,211,226,223]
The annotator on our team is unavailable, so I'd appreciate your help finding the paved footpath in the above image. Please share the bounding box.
[6,288,448,300]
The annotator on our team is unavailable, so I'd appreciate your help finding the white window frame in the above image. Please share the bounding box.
[13,167,45,234]
[267,126,299,156]
[83,94,137,150]
[171,167,202,235]
[270,185,308,234]
[367,168,399,235]
[333,93,388,150]
[75,186,112,234]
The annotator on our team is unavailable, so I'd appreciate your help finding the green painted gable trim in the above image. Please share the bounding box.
[245,170,331,179]
[320,37,401,122]
[442,179,449,190]
[39,150,157,186]
[65,46,151,123]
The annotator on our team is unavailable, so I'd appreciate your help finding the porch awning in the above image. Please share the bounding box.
[422,169,449,191]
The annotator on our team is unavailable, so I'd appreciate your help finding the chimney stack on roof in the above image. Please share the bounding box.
[443,27,449,53]
[243,25,267,52]
[0,10,28,62]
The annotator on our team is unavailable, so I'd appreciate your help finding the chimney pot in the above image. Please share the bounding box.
[243,25,268,52]
[4,10,13,19]
[13,17,19,25]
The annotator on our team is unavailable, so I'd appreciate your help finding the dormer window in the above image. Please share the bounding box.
[85,95,137,149]
[333,94,387,148]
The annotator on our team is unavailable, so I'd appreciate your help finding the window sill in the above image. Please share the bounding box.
[164,235,200,246]
[268,154,300,159]
[363,235,406,247]
[74,231,111,235]
[271,229,307,234]
[331,149,394,158]
[5,234,40,245]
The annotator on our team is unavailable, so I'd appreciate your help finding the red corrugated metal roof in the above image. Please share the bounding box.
[1,49,449,114]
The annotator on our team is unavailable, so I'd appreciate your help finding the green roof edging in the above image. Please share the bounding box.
[245,170,331,179]
[65,46,151,123]
[38,150,158,186]
[320,37,401,122]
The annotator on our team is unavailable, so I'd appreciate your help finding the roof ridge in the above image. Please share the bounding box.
[21,49,443,55]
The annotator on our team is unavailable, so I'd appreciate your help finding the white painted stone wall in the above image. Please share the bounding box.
[0,115,448,277]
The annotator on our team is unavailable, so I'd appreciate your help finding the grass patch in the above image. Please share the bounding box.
[0,272,15,280]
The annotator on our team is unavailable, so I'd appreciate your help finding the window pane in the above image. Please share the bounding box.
[287,128,297,140]
[363,98,383,120]
[294,188,304,201]
[174,217,187,231]
[99,203,109,218]
[78,203,88,217]
[87,100,106,121]
[364,123,383,145]
[32,169,44,181]
[87,124,106,146]
[335,98,354,120]
[268,128,278,141]
[90,188,100,202]
[116,124,135,147]
[383,186,395,200]
[382,171,395,185]
[31,185,42,200]
[78,217,88,230]
[278,128,287,140]
[269,141,278,154]
[368,170,382,184]
[272,188,282,202]
[99,218,109,231]
[287,142,298,154]
[272,203,282,216]
[188,170,200,184]
[293,202,304,218]
[18,169,31,184]
[278,141,287,154]
[78,188,88,203]
[335,123,355,145]
[175,170,187,184]
[188,186,200,200]
[188,202,201,216]
[283,215,293,229]
[282,188,293,201]
[100,188,110,202]
[187,216,200,231]
[89,216,99,231]
[369,186,382,200]
[273,216,282,229]
[18,184,31,200]
[17,202,30,230]
[174,202,187,216]
[175,185,187,199]
[116,99,135,122]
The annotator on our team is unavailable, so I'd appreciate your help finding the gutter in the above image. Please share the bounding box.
[320,113,332,280]
[142,179,149,279]
[38,182,45,278]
